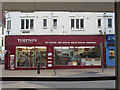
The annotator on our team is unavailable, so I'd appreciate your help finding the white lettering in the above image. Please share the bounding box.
[18,39,37,43]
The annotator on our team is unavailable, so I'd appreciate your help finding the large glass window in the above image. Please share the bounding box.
[16,46,47,68]
[54,46,101,66]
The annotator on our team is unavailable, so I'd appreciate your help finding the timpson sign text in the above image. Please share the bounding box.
[17,39,37,43]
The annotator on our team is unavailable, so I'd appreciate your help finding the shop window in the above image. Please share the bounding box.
[109,49,115,59]
[16,46,47,68]
[54,46,101,66]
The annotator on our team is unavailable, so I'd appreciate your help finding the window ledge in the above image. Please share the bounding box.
[98,26,102,28]
[20,29,34,31]
[71,29,85,31]
[43,27,47,29]
[53,27,57,29]
[107,27,113,29]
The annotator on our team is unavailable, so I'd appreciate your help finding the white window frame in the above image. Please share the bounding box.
[107,18,112,28]
[42,17,48,29]
[52,17,58,29]
[70,16,85,30]
[20,18,34,30]
[97,18,102,28]
[7,20,11,30]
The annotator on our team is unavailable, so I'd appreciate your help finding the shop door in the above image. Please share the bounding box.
[108,47,115,66]
[30,48,47,68]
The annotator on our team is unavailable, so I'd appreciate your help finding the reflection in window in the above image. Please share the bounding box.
[54,46,101,66]
[16,46,47,68]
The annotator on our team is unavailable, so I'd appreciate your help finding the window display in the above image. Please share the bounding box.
[54,46,101,66]
[16,46,47,68]
[109,49,115,59]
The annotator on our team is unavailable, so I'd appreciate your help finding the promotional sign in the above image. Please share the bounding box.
[106,35,115,41]
[10,55,15,70]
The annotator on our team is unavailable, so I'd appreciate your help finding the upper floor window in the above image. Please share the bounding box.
[71,19,84,30]
[108,18,112,28]
[53,19,57,27]
[80,19,84,28]
[1,37,4,46]
[21,19,34,30]
[2,27,4,35]
[71,19,74,29]
[98,19,101,27]
[43,19,47,27]
[7,20,11,30]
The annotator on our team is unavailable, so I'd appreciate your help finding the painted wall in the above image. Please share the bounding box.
[5,12,115,35]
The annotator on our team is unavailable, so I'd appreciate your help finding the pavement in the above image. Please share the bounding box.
[0,64,116,89]
[0,64,115,77]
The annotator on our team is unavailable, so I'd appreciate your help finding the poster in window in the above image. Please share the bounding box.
[10,55,15,70]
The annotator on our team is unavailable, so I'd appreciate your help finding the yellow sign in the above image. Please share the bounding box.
[72,61,77,66]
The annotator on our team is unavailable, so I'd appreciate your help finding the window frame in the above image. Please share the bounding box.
[108,18,112,28]
[20,18,34,30]
[43,18,47,29]
[53,18,57,28]
[70,17,85,30]
[97,18,102,27]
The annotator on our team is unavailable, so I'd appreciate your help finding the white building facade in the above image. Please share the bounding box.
[5,12,115,35]
[0,22,5,63]
[5,12,115,70]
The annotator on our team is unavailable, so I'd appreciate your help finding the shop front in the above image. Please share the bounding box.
[5,35,105,70]
[106,34,115,67]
